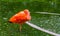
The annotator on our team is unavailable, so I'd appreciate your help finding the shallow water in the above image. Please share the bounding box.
[0,1,60,36]
[30,13,60,34]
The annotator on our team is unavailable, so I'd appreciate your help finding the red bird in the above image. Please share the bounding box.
[9,9,31,31]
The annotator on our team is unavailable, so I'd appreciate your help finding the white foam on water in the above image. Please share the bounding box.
[26,22,60,36]
[35,12,60,15]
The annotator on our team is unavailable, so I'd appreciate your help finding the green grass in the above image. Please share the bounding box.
[0,1,60,36]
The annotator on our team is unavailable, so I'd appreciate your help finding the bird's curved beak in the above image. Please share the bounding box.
[8,21,13,23]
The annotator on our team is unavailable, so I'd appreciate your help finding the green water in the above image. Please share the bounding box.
[0,0,60,36]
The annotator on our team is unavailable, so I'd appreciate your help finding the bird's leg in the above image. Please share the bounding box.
[20,24,22,32]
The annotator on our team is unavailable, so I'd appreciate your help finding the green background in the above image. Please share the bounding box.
[0,0,60,36]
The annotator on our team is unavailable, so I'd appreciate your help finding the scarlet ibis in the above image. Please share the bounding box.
[9,9,31,31]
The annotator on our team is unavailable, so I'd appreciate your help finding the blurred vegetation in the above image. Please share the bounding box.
[0,0,60,13]
[0,0,60,36]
